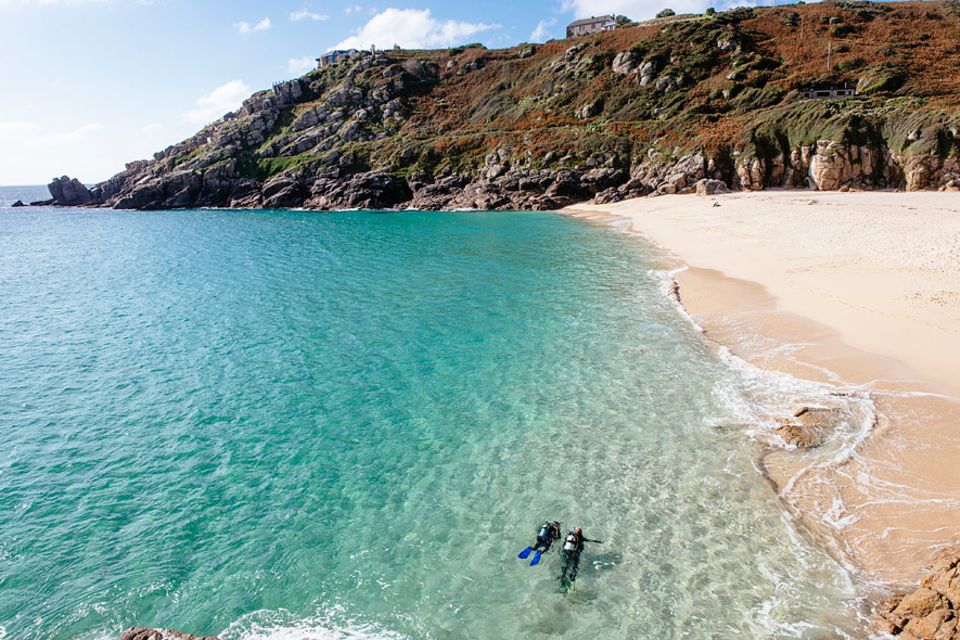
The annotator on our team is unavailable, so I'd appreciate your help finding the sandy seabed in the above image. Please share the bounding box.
[564,190,960,590]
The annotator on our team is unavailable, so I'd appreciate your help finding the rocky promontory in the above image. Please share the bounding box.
[52,1,960,210]
[879,545,960,639]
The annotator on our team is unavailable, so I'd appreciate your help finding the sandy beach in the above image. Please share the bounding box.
[565,191,960,588]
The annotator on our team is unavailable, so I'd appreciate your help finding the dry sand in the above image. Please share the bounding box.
[564,191,960,588]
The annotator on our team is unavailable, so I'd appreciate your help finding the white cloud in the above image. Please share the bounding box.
[0,121,103,146]
[290,7,328,21]
[562,0,713,20]
[288,56,316,75]
[233,17,271,34]
[530,19,556,42]
[344,4,363,14]
[183,80,250,125]
[141,123,162,132]
[334,8,498,50]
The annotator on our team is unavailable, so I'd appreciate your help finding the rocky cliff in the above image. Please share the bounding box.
[53,1,960,210]
[879,545,960,639]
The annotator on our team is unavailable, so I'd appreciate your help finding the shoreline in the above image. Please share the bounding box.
[562,191,960,594]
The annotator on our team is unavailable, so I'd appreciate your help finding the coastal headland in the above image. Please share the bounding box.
[18,2,960,637]
[37,2,960,211]
[565,190,960,632]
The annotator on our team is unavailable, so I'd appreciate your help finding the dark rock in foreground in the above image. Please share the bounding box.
[878,545,960,639]
[11,199,25,207]
[120,627,217,640]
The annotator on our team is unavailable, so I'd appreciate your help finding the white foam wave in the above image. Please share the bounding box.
[219,608,406,640]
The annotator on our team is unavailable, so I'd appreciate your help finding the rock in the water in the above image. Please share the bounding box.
[48,175,92,206]
[119,627,218,640]
[11,199,26,207]
[878,545,960,639]
[774,406,847,449]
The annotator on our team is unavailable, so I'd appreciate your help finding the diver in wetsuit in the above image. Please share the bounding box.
[518,520,561,566]
[559,527,601,590]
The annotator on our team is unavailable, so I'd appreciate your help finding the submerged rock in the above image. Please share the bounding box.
[120,628,218,640]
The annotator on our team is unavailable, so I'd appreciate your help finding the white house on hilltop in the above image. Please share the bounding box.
[566,15,616,38]
[316,49,360,68]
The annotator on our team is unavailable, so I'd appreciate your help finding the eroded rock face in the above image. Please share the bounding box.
[878,546,960,639]
[46,40,960,212]
[119,627,218,640]
[48,176,92,206]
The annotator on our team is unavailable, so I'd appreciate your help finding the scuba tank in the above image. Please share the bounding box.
[538,522,551,538]
[563,532,578,552]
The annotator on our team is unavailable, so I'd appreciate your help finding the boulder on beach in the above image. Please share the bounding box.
[695,179,730,196]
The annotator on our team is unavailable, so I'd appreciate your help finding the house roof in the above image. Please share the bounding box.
[567,15,615,28]
[320,49,358,57]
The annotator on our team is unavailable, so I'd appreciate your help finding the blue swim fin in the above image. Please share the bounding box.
[518,547,532,560]
[529,551,542,566]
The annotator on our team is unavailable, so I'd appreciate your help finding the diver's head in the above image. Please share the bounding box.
[575,527,582,535]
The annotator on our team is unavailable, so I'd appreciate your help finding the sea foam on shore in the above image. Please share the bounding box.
[565,191,960,591]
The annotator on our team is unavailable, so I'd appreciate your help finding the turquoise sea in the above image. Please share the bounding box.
[1,187,862,639]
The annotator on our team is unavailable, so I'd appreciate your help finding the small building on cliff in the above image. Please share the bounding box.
[317,49,359,68]
[566,15,616,38]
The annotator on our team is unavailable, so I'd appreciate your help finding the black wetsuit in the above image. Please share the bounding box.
[533,522,561,553]
[560,531,598,589]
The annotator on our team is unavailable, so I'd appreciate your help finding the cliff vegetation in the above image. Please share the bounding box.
[49,1,960,209]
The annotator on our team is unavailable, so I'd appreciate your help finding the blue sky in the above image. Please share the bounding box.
[0,0,740,185]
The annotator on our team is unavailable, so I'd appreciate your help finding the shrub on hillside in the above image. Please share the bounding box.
[831,24,857,37]
[656,8,676,18]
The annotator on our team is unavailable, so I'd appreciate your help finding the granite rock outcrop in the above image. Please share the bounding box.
[879,546,960,639]
[49,3,960,211]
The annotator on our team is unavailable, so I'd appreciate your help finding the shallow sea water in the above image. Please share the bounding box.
[0,196,862,639]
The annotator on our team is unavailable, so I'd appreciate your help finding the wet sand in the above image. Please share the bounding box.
[563,191,960,588]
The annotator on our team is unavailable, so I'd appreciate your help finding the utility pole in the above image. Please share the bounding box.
[827,41,832,72]
[798,15,805,62]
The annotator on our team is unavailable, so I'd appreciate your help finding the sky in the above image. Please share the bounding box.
[0,0,750,185]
